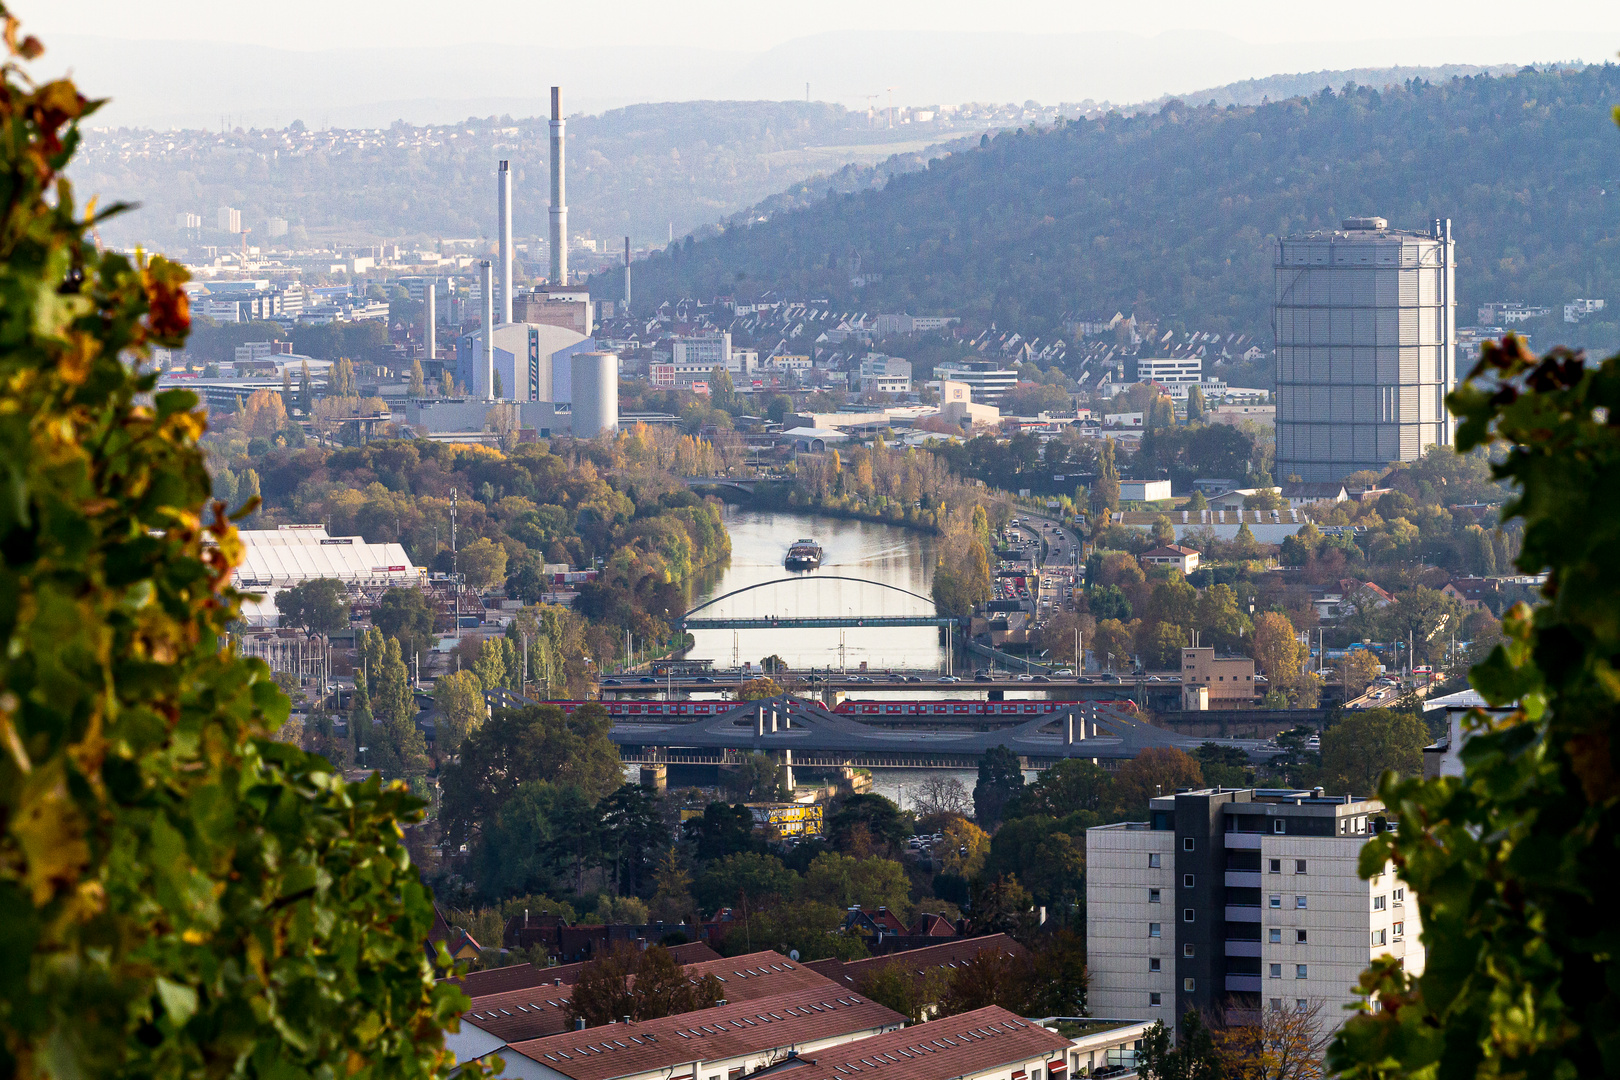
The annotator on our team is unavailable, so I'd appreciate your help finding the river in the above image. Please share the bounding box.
[686,507,949,673]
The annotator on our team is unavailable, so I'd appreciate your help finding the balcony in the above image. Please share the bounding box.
[1224,940,1262,957]
[1224,871,1261,888]
[1224,905,1262,923]
[1225,975,1263,993]
[1224,832,1262,850]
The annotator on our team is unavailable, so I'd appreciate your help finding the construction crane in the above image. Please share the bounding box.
[863,94,879,125]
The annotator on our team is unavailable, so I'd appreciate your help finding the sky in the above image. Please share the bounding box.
[17,1,1620,128]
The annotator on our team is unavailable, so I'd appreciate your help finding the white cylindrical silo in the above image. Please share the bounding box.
[570,351,618,437]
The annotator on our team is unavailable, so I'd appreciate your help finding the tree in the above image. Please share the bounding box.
[1187,384,1206,422]
[597,784,669,898]
[1195,584,1253,654]
[938,817,990,878]
[1328,335,1620,1077]
[693,852,798,914]
[724,753,788,801]
[909,774,974,818]
[648,848,698,925]
[299,358,313,414]
[566,944,721,1027]
[1110,747,1204,819]
[1217,998,1332,1080]
[1013,758,1112,818]
[1140,1012,1228,1080]
[277,577,349,635]
[1252,611,1305,690]
[409,358,426,397]
[371,586,437,663]
[1318,709,1427,796]
[1340,648,1383,699]
[734,899,868,962]
[973,745,1025,827]
[687,802,760,862]
[440,703,622,850]
[1187,489,1209,510]
[937,944,1034,1016]
[0,28,462,1080]
[1095,437,1121,513]
[802,850,912,917]
[370,638,428,779]
[460,536,509,590]
[1092,617,1137,670]
[827,793,908,855]
[434,669,486,755]
[330,355,357,397]
[241,386,289,439]
[738,677,783,701]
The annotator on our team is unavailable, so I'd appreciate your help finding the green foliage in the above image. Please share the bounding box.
[565,944,721,1027]
[972,745,1025,827]
[276,577,350,635]
[0,21,465,1080]
[981,816,1089,908]
[1330,333,1620,1077]
[372,587,437,663]
[625,69,1620,341]
[826,792,909,854]
[728,898,869,961]
[1317,709,1427,797]
[1140,1012,1227,1080]
[692,852,798,914]
[432,669,484,755]
[686,802,761,863]
[723,752,788,801]
[802,850,912,918]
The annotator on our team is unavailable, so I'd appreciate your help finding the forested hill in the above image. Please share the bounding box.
[612,66,1620,346]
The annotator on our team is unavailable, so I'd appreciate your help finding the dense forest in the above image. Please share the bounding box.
[615,66,1620,348]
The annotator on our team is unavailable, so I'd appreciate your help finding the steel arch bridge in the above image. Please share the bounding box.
[680,575,953,629]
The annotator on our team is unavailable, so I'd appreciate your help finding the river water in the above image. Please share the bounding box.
[686,507,949,673]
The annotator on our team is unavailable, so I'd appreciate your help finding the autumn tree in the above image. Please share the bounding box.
[1110,747,1204,819]
[434,669,486,756]
[565,944,720,1027]
[240,385,289,439]
[1218,998,1332,1080]
[0,20,465,1079]
[1252,611,1306,692]
[460,536,509,590]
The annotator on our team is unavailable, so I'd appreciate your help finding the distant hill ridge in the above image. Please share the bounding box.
[610,65,1620,350]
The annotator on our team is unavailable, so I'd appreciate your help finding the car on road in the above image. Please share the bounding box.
[938,675,961,682]
[695,677,715,684]
[974,673,993,683]
[639,676,657,684]
[906,675,923,683]
[851,676,873,683]
[1032,675,1051,683]
[601,678,621,686]
[1017,674,1034,681]
[1051,667,1074,676]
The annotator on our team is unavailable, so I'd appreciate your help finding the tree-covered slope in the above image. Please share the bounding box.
[614,67,1620,346]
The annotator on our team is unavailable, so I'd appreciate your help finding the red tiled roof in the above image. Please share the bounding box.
[786,1006,1070,1080]
[685,951,844,1003]
[444,941,720,998]
[505,986,904,1080]
[806,935,1026,990]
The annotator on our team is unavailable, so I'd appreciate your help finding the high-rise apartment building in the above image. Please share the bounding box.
[217,206,242,233]
[1087,788,1422,1032]
[1274,217,1455,482]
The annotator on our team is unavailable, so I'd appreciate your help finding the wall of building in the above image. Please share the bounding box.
[1086,823,1176,1026]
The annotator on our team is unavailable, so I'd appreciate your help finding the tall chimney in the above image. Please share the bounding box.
[424,281,436,363]
[549,87,568,286]
[497,161,513,324]
[623,236,631,309]
[480,260,495,400]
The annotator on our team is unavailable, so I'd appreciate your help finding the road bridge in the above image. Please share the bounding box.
[682,476,758,494]
[681,575,947,632]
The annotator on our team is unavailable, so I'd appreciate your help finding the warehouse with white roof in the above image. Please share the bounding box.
[233,525,424,628]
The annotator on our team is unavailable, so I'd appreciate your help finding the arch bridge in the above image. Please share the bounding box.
[680,575,954,629]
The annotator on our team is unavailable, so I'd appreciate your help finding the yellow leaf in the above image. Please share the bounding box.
[11,761,91,904]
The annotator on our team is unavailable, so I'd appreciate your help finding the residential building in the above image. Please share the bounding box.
[934,360,1018,405]
[1279,481,1349,508]
[1565,298,1606,323]
[1178,647,1257,707]
[1274,216,1457,482]
[217,205,241,233]
[1476,302,1549,324]
[486,986,905,1080]
[873,312,960,335]
[1139,545,1200,574]
[1086,788,1423,1033]
[766,354,812,372]
[779,1007,1071,1080]
[651,361,725,390]
[1205,404,1276,427]
[1441,576,1499,611]
[858,354,912,393]
[1120,480,1172,502]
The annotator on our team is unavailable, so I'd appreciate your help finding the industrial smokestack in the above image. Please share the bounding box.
[424,281,436,363]
[623,236,631,310]
[549,87,568,286]
[497,161,513,324]
[480,260,495,400]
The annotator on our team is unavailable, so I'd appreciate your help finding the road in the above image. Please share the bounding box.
[1003,511,1081,655]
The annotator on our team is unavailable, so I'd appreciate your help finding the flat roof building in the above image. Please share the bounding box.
[1274,216,1456,483]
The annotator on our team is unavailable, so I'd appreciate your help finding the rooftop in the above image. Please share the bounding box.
[505,986,904,1080]
[780,1006,1069,1080]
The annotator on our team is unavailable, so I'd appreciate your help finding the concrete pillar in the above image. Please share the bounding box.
[638,763,667,793]
[755,704,765,738]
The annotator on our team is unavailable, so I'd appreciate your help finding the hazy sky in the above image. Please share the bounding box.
[23,0,1620,52]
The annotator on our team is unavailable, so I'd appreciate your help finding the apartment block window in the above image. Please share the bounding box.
[1149,923,1162,938]
[1184,838,1195,852]
[1393,887,1405,903]
[1184,978,1196,992]
[1150,958,1162,972]
[1150,993,1162,1007]
[1274,819,1286,834]
[1184,874,1195,888]
[1183,944,1195,958]
[1295,860,1308,874]
[1269,964,1283,979]
[1296,930,1308,944]
[1270,998,1284,1012]
[1296,965,1308,979]
[1373,895,1387,911]
[1295,896,1308,909]
[1269,894,1282,909]
[1296,1000,1309,1012]
[1372,929,1387,946]
[1269,859,1281,873]
[1184,908,1196,923]
[1269,929,1282,944]
[1149,889,1161,903]
[1149,853,1161,868]
[1393,922,1405,938]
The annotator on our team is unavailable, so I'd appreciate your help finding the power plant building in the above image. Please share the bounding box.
[1273,217,1456,483]
[454,323,594,403]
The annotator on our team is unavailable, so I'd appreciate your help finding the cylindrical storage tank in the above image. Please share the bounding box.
[570,351,618,437]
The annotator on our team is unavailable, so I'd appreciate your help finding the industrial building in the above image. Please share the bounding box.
[1273,216,1456,482]
[454,322,594,403]
[1086,787,1423,1033]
